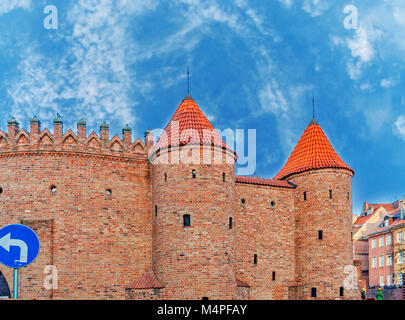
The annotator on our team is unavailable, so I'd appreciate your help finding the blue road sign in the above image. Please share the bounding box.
[0,224,40,268]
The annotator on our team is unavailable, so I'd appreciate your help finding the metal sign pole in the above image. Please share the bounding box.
[13,268,18,299]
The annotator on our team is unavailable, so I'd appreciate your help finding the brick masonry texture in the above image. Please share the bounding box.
[0,115,358,300]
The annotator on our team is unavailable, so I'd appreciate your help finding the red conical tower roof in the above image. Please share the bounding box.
[152,94,232,152]
[274,118,354,180]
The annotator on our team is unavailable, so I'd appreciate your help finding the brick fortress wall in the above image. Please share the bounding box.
[287,168,358,300]
[0,117,152,299]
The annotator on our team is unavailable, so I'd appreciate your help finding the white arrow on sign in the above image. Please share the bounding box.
[0,233,28,263]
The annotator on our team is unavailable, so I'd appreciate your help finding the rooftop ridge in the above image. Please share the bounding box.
[0,117,153,158]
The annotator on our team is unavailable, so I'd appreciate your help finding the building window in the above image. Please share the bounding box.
[372,238,377,249]
[241,198,246,206]
[318,230,323,240]
[183,214,191,227]
[384,216,389,227]
[380,255,385,267]
[272,271,276,281]
[254,254,257,265]
[387,274,393,286]
[303,191,307,201]
[340,287,344,297]
[164,173,167,182]
[387,234,392,245]
[106,189,112,196]
[155,205,158,217]
[388,254,393,266]
[229,217,233,229]
[398,273,403,286]
[379,236,384,247]
[347,192,350,200]
[192,170,196,179]
[0,187,3,194]
[50,185,57,193]
[398,232,403,244]
[311,288,317,298]
[329,190,332,199]
[399,252,403,265]
[270,201,276,208]
[223,173,226,182]
[379,275,384,287]
[372,256,377,268]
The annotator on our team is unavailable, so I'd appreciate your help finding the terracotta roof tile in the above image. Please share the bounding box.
[235,176,295,188]
[126,270,164,289]
[274,119,354,180]
[152,95,233,153]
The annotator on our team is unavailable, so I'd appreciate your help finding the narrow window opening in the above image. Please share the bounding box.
[155,205,158,217]
[106,189,112,196]
[50,185,57,193]
[241,198,246,206]
[347,192,350,200]
[340,287,344,297]
[318,230,323,240]
[183,214,191,227]
[223,172,226,182]
[272,271,276,281]
[192,170,196,179]
[311,288,317,298]
[164,173,167,182]
[0,187,3,195]
[254,254,258,265]
[229,217,233,229]
[270,201,276,208]
[303,191,307,201]
[329,190,333,199]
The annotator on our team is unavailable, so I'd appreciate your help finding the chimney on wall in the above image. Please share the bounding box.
[364,201,370,211]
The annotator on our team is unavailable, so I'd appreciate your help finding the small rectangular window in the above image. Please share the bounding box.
[155,205,158,217]
[311,288,317,298]
[192,170,196,179]
[229,217,233,229]
[303,192,307,201]
[272,271,276,281]
[183,214,191,227]
[329,190,332,199]
[254,254,257,265]
[340,287,344,297]
[318,230,323,240]
[164,173,167,182]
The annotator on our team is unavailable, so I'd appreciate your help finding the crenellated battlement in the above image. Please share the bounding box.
[0,116,154,158]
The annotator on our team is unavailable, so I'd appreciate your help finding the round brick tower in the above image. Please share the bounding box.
[274,118,356,300]
[149,94,237,299]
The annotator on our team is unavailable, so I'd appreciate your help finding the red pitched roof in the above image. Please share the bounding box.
[235,176,295,188]
[152,95,232,153]
[353,203,396,226]
[274,119,354,180]
[368,218,405,237]
[126,270,164,289]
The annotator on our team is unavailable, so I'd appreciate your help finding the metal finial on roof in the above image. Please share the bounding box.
[187,66,190,94]
[312,96,315,119]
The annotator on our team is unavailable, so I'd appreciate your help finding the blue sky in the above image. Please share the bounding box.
[0,0,404,214]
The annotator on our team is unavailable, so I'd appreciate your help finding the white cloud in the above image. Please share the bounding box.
[347,26,375,63]
[393,115,405,141]
[0,0,31,15]
[302,0,329,17]
[380,78,396,88]
[277,0,293,8]
[7,0,158,130]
